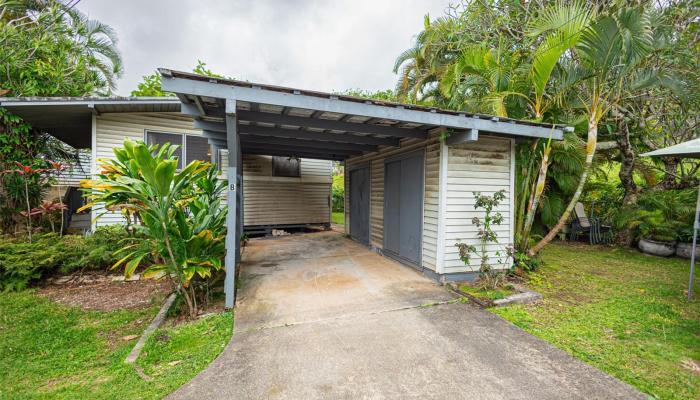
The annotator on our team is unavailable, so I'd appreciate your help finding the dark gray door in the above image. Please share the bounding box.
[384,161,401,254]
[383,152,424,265]
[349,166,370,245]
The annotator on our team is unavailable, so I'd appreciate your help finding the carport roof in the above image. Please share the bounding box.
[0,97,180,148]
[159,68,566,161]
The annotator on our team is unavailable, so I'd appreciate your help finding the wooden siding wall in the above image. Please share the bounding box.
[345,129,442,272]
[93,113,201,227]
[442,136,514,273]
[52,151,91,187]
[239,155,332,226]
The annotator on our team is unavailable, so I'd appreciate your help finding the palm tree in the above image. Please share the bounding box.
[0,0,122,95]
[393,15,465,104]
[529,5,656,254]
[66,8,123,93]
[439,42,528,117]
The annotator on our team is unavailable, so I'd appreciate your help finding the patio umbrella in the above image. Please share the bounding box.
[642,137,700,301]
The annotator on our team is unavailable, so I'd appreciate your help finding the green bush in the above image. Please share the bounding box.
[332,174,344,212]
[0,225,130,291]
[614,189,695,242]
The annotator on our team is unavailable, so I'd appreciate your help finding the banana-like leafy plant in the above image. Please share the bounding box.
[80,139,227,318]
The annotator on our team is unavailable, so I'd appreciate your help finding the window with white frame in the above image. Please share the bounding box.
[145,131,211,168]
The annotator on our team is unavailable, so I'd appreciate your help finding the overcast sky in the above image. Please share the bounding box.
[77,0,449,96]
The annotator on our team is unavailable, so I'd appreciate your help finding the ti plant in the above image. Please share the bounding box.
[80,139,227,318]
[2,162,52,243]
[455,190,509,290]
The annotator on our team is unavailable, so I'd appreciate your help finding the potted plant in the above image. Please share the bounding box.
[675,226,699,259]
[635,210,679,257]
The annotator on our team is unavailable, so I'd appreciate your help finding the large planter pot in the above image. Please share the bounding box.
[638,238,676,257]
[675,242,700,259]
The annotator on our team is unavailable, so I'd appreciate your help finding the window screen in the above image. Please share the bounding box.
[146,131,183,169]
[272,156,301,177]
[185,135,211,164]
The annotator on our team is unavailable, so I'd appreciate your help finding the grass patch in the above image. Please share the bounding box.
[0,291,232,399]
[332,212,345,225]
[459,283,516,300]
[493,243,700,400]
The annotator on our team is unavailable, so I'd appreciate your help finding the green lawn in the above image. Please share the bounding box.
[0,291,232,399]
[332,211,345,225]
[494,243,700,400]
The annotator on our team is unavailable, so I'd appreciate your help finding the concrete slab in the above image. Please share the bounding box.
[235,231,455,331]
[168,231,645,400]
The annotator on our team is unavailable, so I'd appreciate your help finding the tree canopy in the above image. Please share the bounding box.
[0,0,123,97]
[130,61,227,97]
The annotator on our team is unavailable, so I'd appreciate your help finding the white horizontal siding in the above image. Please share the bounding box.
[52,151,91,186]
[442,136,515,273]
[93,113,201,227]
[242,155,331,226]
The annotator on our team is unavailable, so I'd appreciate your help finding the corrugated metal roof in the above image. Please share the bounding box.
[159,68,565,131]
[0,97,182,148]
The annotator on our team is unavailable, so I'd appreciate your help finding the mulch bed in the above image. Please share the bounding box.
[38,272,173,312]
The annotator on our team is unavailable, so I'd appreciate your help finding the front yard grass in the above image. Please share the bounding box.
[0,291,232,399]
[494,243,700,400]
[332,211,345,225]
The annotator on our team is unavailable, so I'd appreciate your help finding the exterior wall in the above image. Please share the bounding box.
[92,112,200,227]
[345,132,515,277]
[240,155,332,226]
[52,151,91,187]
[441,135,515,274]
[345,129,443,272]
[93,112,331,229]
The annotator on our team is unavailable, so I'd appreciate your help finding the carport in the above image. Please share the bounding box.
[158,69,563,308]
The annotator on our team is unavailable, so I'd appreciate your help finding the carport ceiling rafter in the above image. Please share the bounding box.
[195,120,399,146]
[159,68,566,161]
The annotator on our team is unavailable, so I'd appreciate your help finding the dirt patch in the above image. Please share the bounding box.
[681,358,700,376]
[38,272,173,311]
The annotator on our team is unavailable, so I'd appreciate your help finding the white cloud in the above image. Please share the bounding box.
[78,0,448,95]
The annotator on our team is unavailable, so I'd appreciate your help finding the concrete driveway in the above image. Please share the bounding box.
[169,230,644,400]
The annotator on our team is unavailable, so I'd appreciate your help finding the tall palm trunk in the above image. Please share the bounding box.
[515,139,539,242]
[521,142,551,248]
[530,114,597,255]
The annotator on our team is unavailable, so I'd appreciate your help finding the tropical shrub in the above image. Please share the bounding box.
[332,174,344,212]
[614,189,695,243]
[81,139,227,318]
[0,226,130,291]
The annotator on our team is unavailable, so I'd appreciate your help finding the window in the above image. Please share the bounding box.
[185,135,211,164]
[272,156,301,177]
[145,131,211,169]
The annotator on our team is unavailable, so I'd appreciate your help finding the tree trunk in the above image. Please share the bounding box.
[520,142,551,249]
[616,113,638,206]
[660,157,679,189]
[515,139,539,242]
[24,178,32,243]
[529,114,598,255]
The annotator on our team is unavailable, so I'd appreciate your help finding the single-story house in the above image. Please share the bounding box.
[153,69,565,308]
[0,97,333,234]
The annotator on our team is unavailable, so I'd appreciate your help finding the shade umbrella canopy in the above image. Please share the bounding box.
[641,137,700,158]
[642,137,699,301]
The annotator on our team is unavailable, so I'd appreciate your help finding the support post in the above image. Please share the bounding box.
[224,99,239,309]
[688,181,699,301]
[236,140,243,263]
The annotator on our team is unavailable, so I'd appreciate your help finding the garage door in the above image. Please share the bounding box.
[383,152,423,266]
[349,166,370,245]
